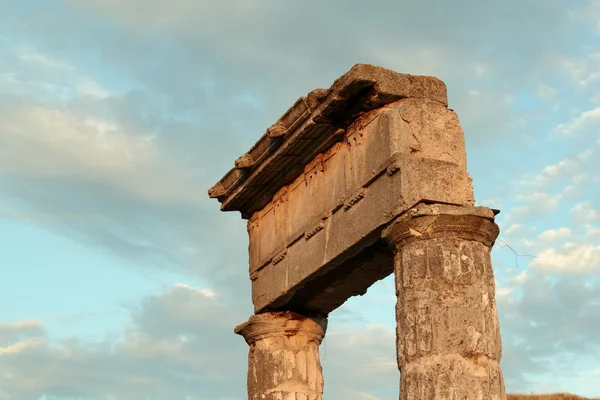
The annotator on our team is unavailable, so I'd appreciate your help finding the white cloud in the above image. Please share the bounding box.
[478,198,502,209]
[0,285,248,399]
[510,192,562,220]
[0,320,44,331]
[0,41,208,208]
[370,46,449,78]
[75,79,112,99]
[510,270,529,283]
[505,224,524,236]
[173,283,216,299]
[536,83,558,100]
[520,153,591,195]
[0,320,46,344]
[0,104,208,204]
[539,227,572,241]
[3,43,113,101]
[324,323,398,399]
[17,46,69,70]
[570,202,600,222]
[557,49,600,88]
[579,368,600,377]
[496,287,515,299]
[474,62,489,77]
[342,390,381,400]
[589,228,600,240]
[0,339,45,356]
[505,143,599,230]
[497,269,600,396]
[3,106,155,171]
[199,289,217,298]
[541,157,580,179]
[532,243,600,274]
[518,192,560,206]
[556,106,600,136]
[0,320,46,357]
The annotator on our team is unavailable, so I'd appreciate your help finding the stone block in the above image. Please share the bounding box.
[247,98,474,313]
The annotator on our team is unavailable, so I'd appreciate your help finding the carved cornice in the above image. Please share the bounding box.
[382,204,500,249]
[234,153,255,169]
[234,311,327,345]
[208,64,448,217]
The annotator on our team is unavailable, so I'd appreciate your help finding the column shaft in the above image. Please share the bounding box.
[384,204,506,400]
[235,311,327,400]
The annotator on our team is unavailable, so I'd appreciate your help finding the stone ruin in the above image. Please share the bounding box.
[209,64,506,399]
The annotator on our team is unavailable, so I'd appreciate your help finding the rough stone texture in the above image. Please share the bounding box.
[209,64,448,216]
[209,65,508,399]
[235,312,327,400]
[248,96,474,313]
[209,64,476,314]
[383,204,506,400]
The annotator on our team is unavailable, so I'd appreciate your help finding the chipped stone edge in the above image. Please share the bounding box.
[208,64,448,216]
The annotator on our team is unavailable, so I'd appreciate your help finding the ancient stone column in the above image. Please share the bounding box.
[382,204,506,400]
[235,311,327,400]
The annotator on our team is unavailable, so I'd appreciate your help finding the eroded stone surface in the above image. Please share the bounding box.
[249,97,474,313]
[209,64,449,216]
[383,205,506,400]
[400,355,505,400]
[235,312,327,400]
[209,65,507,399]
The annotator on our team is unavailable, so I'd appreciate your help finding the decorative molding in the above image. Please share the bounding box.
[343,188,366,211]
[267,121,287,137]
[386,161,401,176]
[272,249,287,265]
[382,205,499,249]
[306,88,330,110]
[273,186,289,205]
[209,65,448,215]
[304,155,325,183]
[208,182,226,198]
[305,219,326,240]
[235,153,255,169]
[234,311,327,345]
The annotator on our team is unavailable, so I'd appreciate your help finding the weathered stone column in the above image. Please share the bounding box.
[382,204,506,399]
[235,311,327,400]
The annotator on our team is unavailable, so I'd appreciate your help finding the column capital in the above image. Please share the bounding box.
[382,203,500,250]
[234,311,327,345]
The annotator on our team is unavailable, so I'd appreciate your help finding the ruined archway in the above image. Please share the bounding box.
[209,64,506,399]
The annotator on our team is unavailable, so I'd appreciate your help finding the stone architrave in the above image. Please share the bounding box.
[209,64,506,399]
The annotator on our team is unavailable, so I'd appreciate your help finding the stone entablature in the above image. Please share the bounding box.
[210,65,476,314]
[209,64,448,216]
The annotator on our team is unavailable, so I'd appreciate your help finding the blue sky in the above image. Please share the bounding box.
[0,0,599,399]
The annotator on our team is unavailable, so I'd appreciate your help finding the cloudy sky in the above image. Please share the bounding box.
[1,0,599,399]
